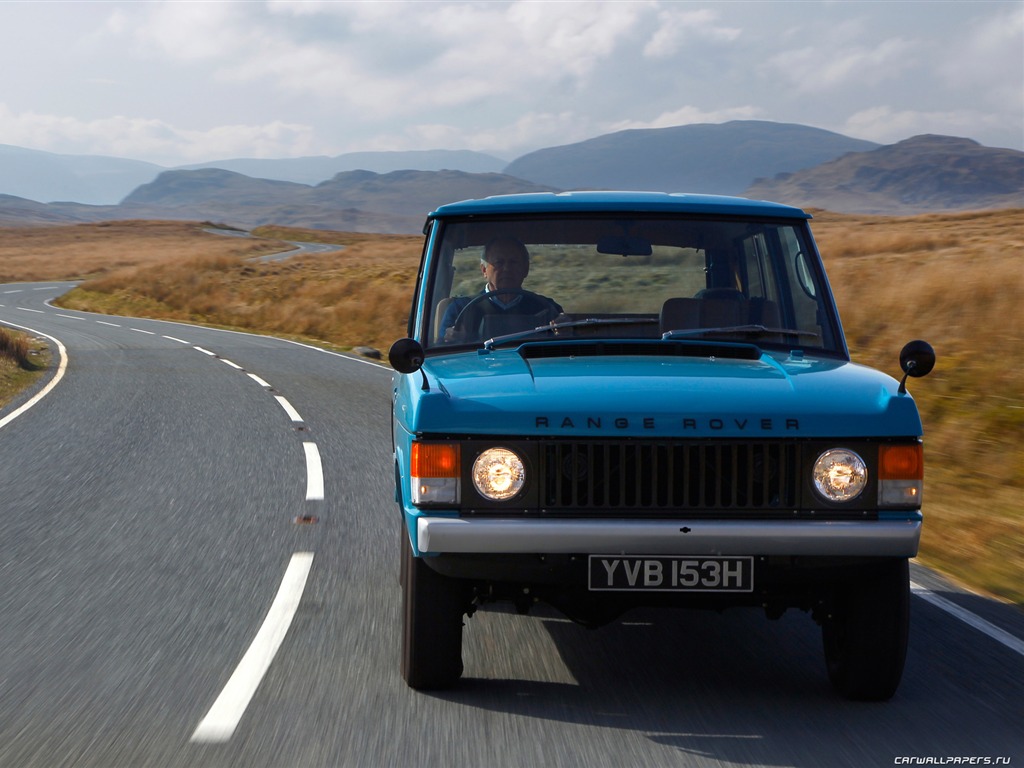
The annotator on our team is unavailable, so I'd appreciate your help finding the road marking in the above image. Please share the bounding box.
[17,307,43,313]
[248,373,272,388]
[221,359,244,370]
[56,314,83,320]
[97,321,121,327]
[0,325,68,431]
[303,442,325,501]
[131,328,156,335]
[163,335,190,344]
[194,346,217,356]
[911,581,1024,657]
[191,552,315,744]
[3,290,22,294]
[275,396,303,423]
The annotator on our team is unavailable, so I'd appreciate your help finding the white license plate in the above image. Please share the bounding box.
[588,556,754,592]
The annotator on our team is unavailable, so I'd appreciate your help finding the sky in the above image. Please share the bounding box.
[0,0,1021,167]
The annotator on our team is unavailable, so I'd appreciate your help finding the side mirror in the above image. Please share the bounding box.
[389,338,425,374]
[898,340,935,394]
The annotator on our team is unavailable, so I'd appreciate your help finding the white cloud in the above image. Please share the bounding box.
[766,36,918,92]
[607,105,764,134]
[842,106,1012,147]
[644,8,741,59]
[0,103,315,165]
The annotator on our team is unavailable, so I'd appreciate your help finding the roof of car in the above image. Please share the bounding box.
[427,191,811,220]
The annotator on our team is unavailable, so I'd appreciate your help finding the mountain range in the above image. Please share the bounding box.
[1,121,1020,232]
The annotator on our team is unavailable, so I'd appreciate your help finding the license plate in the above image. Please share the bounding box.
[588,556,754,592]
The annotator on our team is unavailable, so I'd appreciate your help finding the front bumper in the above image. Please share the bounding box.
[417,516,921,557]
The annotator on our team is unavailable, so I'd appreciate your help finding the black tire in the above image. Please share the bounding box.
[400,531,469,690]
[822,558,910,701]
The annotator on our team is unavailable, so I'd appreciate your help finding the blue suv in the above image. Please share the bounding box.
[390,191,934,699]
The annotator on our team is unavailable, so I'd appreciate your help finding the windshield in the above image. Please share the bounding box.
[421,214,843,356]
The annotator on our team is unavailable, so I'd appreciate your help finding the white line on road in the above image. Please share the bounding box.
[194,346,217,356]
[247,373,272,388]
[0,325,68,431]
[303,442,325,501]
[56,314,83,320]
[163,335,190,344]
[911,581,1024,657]
[131,328,156,335]
[275,396,303,423]
[97,321,121,327]
[16,307,43,313]
[220,359,244,370]
[3,290,22,294]
[191,552,315,744]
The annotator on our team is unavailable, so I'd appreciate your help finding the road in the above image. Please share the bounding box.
[0,282,1021,768]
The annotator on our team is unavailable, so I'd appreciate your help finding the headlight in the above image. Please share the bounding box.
[812,448,867,502]
[472,448,526,501]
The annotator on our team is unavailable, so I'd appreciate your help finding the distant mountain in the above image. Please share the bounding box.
[113,168,556,233]
[0,144,162,205]
[2,123,1020,230]
[503,121,880,194]
[744,135,1024,214]
[175,149,506,185]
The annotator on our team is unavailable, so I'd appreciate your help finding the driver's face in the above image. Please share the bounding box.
[481,243,529,292]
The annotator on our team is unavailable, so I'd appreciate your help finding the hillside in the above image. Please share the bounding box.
[113,168,556,233]
[2,123,1021,230]
[745,135,1024,214]
[503,121,879,194]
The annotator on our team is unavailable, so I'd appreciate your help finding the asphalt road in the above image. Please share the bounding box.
[0,282,1021,768]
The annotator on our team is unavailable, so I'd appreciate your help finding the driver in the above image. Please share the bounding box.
[441,237,561,342]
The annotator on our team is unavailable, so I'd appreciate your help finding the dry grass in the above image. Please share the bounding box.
[0,213,1021,602]
[0,328,50,407]
[0,220,292,282]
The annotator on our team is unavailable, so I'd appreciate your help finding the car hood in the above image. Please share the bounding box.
[394,344,924,438]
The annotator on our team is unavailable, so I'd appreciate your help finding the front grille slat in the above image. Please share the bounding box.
[541,440,797,516]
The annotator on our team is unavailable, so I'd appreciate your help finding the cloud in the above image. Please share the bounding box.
[644,8,741,59]
[0,104,315,165]
[842,106,1013,147]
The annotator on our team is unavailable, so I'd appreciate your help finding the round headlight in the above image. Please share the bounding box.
[472,448,526,501]
[812,449,867,502]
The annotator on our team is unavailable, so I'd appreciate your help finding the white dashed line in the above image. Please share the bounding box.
[3,290,22,294]
[247,373,272,388]
[17,307,43,313]
[190,552,315,744]
[911,582,1024,657]
[274,396,303,423]
[220,359,244,370]
[194,346,217,356]
[163,335,190,344]
[131,328,156,335]
[97,321,121,327]
[56,314,83,320]
[303,442,325,501]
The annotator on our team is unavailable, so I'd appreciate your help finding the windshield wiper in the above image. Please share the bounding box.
[662,324,821,341]
[483,317,658,350]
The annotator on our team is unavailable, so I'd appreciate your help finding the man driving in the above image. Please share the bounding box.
[441,237,561,342]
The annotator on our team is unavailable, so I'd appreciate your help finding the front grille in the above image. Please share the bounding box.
[541,440,798,515]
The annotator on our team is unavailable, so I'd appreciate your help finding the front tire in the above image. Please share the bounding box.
[822,558,910,701]
[400,530,470,690]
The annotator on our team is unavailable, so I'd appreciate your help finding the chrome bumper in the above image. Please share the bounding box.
[417,517,921,557]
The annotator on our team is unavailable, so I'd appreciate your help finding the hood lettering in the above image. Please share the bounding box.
[535,416,799,431]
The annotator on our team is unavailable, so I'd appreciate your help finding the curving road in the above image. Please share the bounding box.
[0,282,1021,768]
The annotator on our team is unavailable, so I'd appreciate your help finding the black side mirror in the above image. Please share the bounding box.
[898,340,935,394]
[388,338,425,374]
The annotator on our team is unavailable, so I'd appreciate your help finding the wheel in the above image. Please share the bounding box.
[400,529,469,690]
[451,288,559,340]
[822,558,910,701]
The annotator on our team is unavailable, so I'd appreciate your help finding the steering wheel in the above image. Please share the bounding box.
[451,289,559,338]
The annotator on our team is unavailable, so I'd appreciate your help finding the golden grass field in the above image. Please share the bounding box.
[0,211,1021,603]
